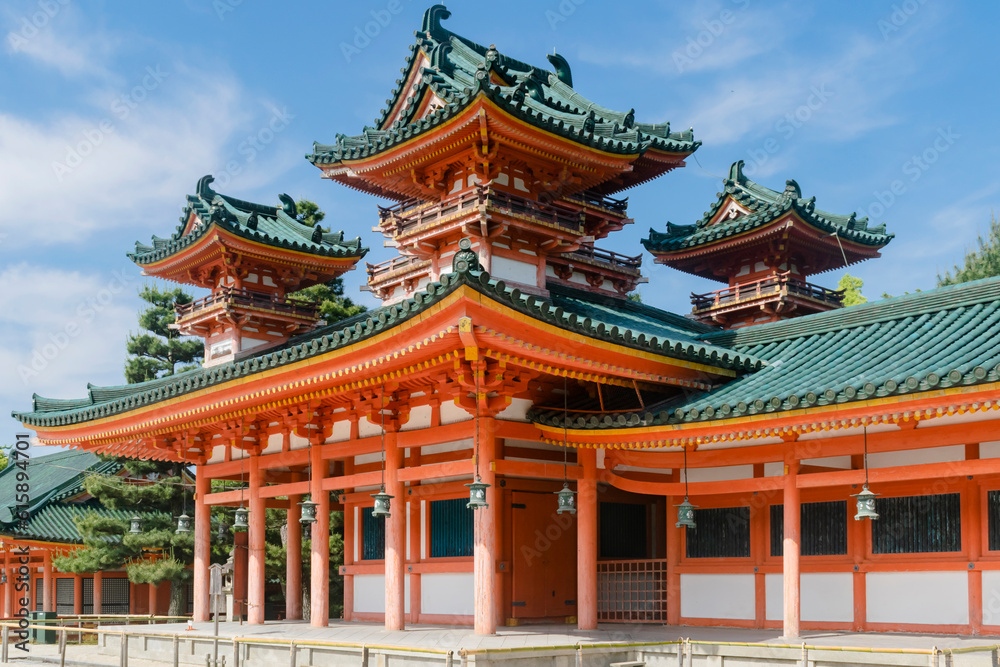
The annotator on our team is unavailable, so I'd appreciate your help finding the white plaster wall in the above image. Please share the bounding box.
[359,417,383,438]
[868,445,964,469]
[982,571,1000,625]
[867,572,968,625]
[422,439,473,455]
[765,573,853,622]
[402,405,432,431]
[686,465,753,483]
[802,456,852,469]
[497,398,532,422]
[261,432,283,456]
[680,574,755,620]
[440,400,471,425]
[326,419,351,443]
[353,574,410,614]
[979,441,1000,459]
[491,255,538,286]
[421,573,475,616]
[290,432,309,450]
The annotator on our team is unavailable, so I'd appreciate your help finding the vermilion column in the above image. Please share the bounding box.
[473,416,497,635]
[783,458,801,639]
[384,430,406,631]
[247,454,265,624]
[93,571,102,616]
[3,552,11,618]
[577,447,598,630]
[193,467,211,622]
[73,574,83,615]
[148,582,158,616]
[286,493,303,620]
[310,442,330,627]
[42,552,53,612]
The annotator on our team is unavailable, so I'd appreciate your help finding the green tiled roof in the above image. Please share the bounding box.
[6,502,144,544]
[642,160,894,254]
[13,257,758,429]
[308,5,698,177]
[128,175,368,265]
[532,276,1000,429]
[0,449,122,524]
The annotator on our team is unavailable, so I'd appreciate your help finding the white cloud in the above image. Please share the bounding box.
[4,3,117,78]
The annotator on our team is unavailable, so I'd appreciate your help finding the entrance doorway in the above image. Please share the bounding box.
[510,490,577,620]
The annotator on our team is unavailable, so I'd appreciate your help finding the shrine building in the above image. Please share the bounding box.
[11,4,1000,640]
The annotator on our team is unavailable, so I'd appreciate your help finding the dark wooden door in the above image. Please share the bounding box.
[511,490,577,618]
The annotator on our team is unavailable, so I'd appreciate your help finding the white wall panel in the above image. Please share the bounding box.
[420,573,475,616]
[353,574,410,614]
[765,573,853,622]
[867,572,967,625]
[680,574,754,620]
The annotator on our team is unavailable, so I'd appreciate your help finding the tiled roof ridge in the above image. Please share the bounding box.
[128,175,367,265]
[703,274,1000,348]
[14,252,761,428]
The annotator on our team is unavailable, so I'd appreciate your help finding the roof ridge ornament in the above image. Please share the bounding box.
[421,4,451,40]
[196,174,217,200]
[782,179,803,201]
[453,238,480,273]
[278,193,297,217]
[546,52,573,87]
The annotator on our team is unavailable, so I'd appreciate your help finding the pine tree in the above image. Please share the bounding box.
[837,274,867,307]
[54,459,194,616]
[938,213,1000,286]
[124,285,204,383]
[290,199,367,323]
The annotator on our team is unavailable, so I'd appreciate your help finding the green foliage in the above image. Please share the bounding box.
[125,284,204,383]
[626,291,642,303]
[290,199,367,324]
[0,445,10,470]
[54,460,195,615]
[938,213,1000,286]
[837,274,867,307]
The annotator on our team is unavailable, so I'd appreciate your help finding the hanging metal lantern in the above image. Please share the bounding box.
[175,513,192,534]
[852,484,880,521]
[298,500,318,525]
[371,489,393,518]
[233,506,249,531]
[216,521,228,542]
[466,477,490,510]
[129,515,144,535]
[675,497,698,529]
[555,482,577,515]
[0,570,7,585]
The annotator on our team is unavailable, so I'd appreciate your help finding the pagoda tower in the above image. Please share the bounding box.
[643,160,894,328]
[308,4,699,303]
[129,175,367,366]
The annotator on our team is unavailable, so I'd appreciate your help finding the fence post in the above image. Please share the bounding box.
[173,634,179,667]
[120,631,128,667]
[2,625,9,664]
[59,629,67,667]
[362,645,369,667]
[289,641,296,667]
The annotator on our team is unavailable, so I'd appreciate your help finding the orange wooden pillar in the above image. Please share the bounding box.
[193,466,211,622]
[93,571,103,616]
[967,475,983,634]
[666,495,681,625]
[73,574,83,615]
[473,416,497,635]
[577,447,598,631]
[783,457,800,639]
[3,551,11,618]
[247,453,265,624]
[42,551,53,613]
[310,441,330,627]
[148,583,158,616]
[384,429,406,631]
[286,493,303,620]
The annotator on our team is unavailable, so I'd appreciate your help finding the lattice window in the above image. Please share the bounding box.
[988,491,1000,551]
[600,502,647,559]
[430,498,473,558]
[82,578,94,614]
[685,506,750,558]
[597,559,667,622]
[34,578,43,611]
[770,500,848,556]
[187,582,194,615]
[56,578,75,615]
[361,510,386,560]
[101,577,130,615]
[872,493,961,553]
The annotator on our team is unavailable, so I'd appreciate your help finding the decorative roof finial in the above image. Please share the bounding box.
[421,5,451,40]
[196,175,217,200]
[278,193,297,217]
[546,52,573,87]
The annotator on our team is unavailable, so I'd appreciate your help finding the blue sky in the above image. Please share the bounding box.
[2,0,998,450]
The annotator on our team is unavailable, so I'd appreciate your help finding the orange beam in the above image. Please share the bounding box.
[494,459,582,480]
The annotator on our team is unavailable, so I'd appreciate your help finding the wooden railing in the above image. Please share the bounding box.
[597,559,668,623]
[377,185,584,235]
[691,273,844,312]
[566,191,629,214]
[366,255,427,282]
[568,245,642,270]
[175,287,319,319]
